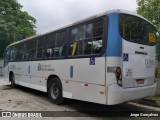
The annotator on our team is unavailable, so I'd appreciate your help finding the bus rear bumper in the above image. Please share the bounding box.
[107,83,157,105]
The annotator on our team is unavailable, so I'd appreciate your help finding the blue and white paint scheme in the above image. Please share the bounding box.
[3,9,157,105]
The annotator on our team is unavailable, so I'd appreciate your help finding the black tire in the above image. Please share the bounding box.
[47,77,64,104]
[10,73,16,88]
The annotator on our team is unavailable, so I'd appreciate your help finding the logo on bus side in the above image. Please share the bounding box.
[145,59,154,67]
[125,68,133,77]
[38,63,55,71]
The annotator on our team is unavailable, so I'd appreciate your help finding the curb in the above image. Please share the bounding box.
[138,98,160,107]
[129,102,160,111]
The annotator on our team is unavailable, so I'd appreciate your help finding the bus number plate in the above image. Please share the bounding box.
[136,79,144,84]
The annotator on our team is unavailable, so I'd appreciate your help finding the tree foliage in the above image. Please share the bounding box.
[0,0,36,57]
[137,0,160,60]
[137,0,160,31]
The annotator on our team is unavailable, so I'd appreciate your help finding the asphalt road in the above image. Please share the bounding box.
[0,77,159,120]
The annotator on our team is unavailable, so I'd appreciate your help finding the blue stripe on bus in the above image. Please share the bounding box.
[106,13,122,57]
[70,65,73,78]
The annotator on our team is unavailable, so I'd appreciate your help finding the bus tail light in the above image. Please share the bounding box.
[115,67,122,87]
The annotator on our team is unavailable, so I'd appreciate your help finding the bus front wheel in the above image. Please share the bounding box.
[10,73,16,88]
[47,77,64,104]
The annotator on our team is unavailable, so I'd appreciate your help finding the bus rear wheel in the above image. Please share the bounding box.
[10,73,16,88]
[47,77,64,104]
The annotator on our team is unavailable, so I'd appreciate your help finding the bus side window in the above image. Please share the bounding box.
[69,19,103,56]
[37,36,45,59]
[4,48,10,67]
[69,26,85,56]
[60,43,65,56]
[85,21,103,55]
[16,42,29,61]
[17,44,21,60]
[92,37,102,54]
[55,31,66,57]
[69,42,78,56]
[84,41,92,54]
[23,42,29,60]
[29,39,37,60]
[45,33,56,58]
[9,45,18,61]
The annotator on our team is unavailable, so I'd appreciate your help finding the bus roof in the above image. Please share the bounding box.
[7,9,152,48]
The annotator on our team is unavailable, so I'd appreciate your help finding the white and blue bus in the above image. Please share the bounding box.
[3,10,158,105]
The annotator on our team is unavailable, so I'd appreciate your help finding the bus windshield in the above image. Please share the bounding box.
[119,14,157,46]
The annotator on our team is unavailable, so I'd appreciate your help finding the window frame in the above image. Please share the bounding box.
[6,15,108,62]
[17,42,24,61]
[44,29,67,60]
[67,15,107,59]
[119,13,157,46]
[4,47,10,67]
[15,41,30,62]
[36,36,46,59]
[29,38,38,60]
[9,44,19,62]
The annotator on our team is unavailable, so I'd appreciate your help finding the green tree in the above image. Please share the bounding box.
[0,0,36,57]
[137,0,160,60]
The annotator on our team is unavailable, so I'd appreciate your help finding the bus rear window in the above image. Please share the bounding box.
[119,14,157,46]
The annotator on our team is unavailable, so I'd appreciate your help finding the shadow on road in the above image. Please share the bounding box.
[1,84,147,113]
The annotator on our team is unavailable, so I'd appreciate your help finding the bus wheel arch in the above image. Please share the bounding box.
[9,71,16,87]
[47,75,64,104]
